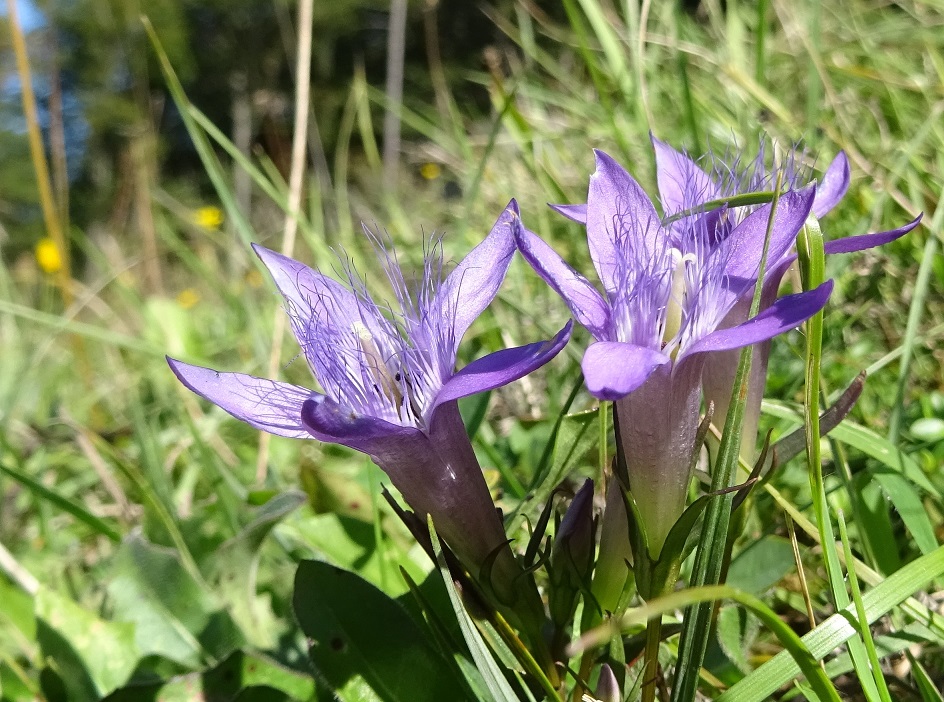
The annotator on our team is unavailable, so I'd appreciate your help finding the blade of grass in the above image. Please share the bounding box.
[0,299,163,357]
[144,19,255,253]
[672,172,785,702]
[887,187,944,443]
[805,0,823,132]
[573,0,632,97]
[906,650,944,702]
[763,478,944,645]
[575,584,841,702]
[677,52,702,153]
[754,0,769,86]
[763,400,941,498]
[0,461,121,543]
[717,544,944,702]
[427,520,540,702]
[836,510,892,702]
[257,0,315,484]
[187,107,324,252]
[872,471,938,556]
[6,0,72,304]
[798,215,881,701]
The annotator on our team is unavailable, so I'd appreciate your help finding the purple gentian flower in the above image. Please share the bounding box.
[553,138,921,461]
[168,201,572,599]
[648,136,921,458]
[516,151,832,556]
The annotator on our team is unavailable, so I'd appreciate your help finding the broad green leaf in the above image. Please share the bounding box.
[108,534,239,667]
[293,560,468,702]
[910,417,944,443]
[858,478,902,574]
[231,687,294,702]
[280,511,422,595]
[716,606,753,674]
[397,569,494,701]
[102,650,316,702]
[203,650,315,702]
[1,661,37,701]
[35,588,139,702]
[0,577,36,647]
[727,536,795,595]
[872,470,938,555]
[208,492,306,647]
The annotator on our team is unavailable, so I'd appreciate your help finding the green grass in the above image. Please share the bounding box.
[1,0,943,700]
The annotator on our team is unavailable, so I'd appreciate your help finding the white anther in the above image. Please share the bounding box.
[662,249,692,346]
[352,321,402,407]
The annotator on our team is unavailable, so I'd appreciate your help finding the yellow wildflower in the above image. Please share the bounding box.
[246,269,263,288]
[176,288,200,309]
[419,162,442,180]
[193,206,224,230]
[35,238,63,274]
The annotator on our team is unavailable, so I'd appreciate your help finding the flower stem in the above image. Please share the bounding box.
[492,609,562,699]
[642,615,663,702]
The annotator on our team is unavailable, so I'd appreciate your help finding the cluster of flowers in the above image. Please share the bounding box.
[168,136,917,633]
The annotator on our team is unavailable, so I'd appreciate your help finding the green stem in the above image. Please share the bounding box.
[642,615,663,702]
[492,609,562,699]
[671,173,785,701]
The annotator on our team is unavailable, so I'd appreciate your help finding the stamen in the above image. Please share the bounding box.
[353,321,403,407]
[662,249,694,347]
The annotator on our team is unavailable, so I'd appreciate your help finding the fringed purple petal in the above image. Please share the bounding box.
[515,226,610,338]
[756,213,920,289]
[581,341,671,401]
[300,394,421,454]
[812,152,850,219]
[713,186,816,314]
[651,133,718,215]
[681,280,833,361]
[587,150,662,292]
[549,203,587,224]
[167,357,311,438]
[823,214,922,254]
[252,243,361,327]
[434,321,572,407]
[432,200,518,350]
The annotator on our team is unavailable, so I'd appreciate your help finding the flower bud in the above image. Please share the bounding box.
[549,479,595,641]
[593,664,621,702]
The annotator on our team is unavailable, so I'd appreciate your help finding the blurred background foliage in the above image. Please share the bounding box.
[0,0,555,249]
